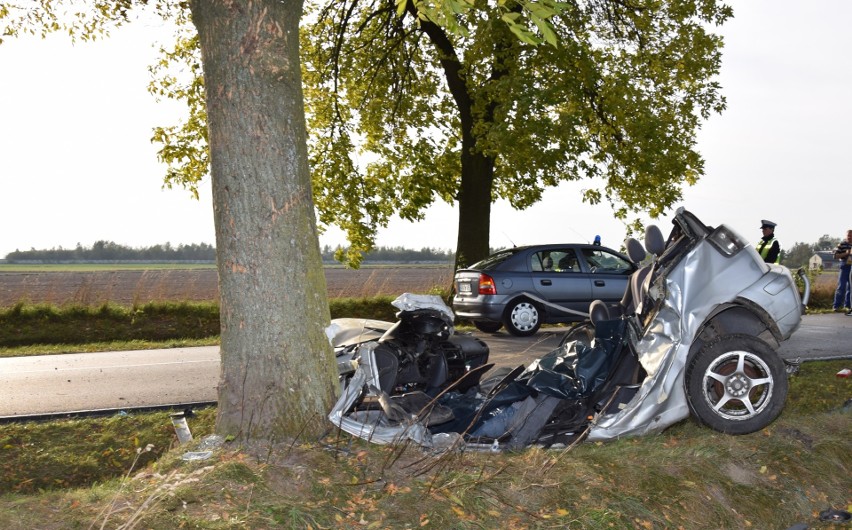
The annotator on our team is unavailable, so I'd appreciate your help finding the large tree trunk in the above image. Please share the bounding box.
[455,147,494,269]
[190,0,338,442]
[409,10,495,270]
[408,4,509,270]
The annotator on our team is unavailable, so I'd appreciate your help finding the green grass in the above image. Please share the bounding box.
[0,301,221,350]
[0,408,217,494]
[0,360,848,529]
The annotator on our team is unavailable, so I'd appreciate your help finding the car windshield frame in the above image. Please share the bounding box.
[578,247,634,275]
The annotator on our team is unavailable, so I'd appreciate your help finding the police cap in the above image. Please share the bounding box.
[760,220,777,229]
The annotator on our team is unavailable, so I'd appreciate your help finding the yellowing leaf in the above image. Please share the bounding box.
[447,492,464,505]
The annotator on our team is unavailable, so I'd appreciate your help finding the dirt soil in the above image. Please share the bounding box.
[0,267,455,307]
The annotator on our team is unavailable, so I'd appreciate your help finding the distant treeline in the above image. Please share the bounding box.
[321,245,454,263]
[4,242,454,264]
[4,241,216,263]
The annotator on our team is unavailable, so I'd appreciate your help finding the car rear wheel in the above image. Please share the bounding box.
[685,334,787,435]
[474,321,503,333]
[502,299,541,337]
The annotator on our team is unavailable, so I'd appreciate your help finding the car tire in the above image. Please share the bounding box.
[502,299,541,337]
[685,334,788,435]
[474,321,503,333]
[558,322,595,350]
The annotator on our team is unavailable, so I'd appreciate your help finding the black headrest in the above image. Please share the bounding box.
[645,225,666,256]
[625,237,646,263]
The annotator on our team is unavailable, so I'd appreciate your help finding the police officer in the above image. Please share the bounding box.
[756,220,781,264]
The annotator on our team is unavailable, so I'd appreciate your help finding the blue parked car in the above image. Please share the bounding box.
[451,243,637,336]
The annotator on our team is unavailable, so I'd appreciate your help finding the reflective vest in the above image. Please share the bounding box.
[756,237,780,263]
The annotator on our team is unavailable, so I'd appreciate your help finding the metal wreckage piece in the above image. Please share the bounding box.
[328,208,807,450]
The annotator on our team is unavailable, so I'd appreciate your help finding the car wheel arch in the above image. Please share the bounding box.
[689,302,782,358]
[508,294,553,318]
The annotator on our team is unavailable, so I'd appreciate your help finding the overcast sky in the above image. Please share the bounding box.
[1,0,850,259]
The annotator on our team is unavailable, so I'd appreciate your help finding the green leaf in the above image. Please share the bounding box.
[507,22,542,45]
[529,13,557,47]
[501,12,521,24]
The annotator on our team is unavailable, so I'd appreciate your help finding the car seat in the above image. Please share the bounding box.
[618,237,649,315]
[557,255,575,271]
[588,225,664,327]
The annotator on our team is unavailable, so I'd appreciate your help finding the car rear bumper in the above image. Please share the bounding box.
[452,296,508,321]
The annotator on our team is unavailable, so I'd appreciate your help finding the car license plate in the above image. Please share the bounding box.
[458,282,471,293]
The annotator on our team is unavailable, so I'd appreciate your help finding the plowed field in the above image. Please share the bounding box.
[0,266,455,307]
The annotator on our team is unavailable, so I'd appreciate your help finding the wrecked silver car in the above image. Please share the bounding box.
[328,208,808,449]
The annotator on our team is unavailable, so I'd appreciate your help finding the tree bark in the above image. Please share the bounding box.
[190,0,338,442]
[455,143,494,269]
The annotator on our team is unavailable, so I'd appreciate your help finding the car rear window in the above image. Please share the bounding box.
[469,248,519,270]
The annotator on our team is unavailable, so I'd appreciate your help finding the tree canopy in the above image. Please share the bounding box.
[114,0,732,268]
[302,0,732,266]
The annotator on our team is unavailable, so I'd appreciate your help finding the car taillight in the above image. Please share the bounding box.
[707,225,746,257]
[478,273,497,295]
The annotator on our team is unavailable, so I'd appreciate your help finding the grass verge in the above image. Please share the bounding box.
[0,337,220,357]
[0,361,849,529]
[0,297,402,356]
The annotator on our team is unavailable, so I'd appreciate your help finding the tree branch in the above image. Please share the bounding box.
[402,0,472,130]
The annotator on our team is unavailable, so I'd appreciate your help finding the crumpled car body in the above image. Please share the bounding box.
[329,208,807,448]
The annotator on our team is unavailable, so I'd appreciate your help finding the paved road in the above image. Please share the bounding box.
[0,347,218,418]
[1,314,850,419]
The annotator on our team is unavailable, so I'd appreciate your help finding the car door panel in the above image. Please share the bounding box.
[531,248,593,315]
[579,248,634,303]
[533,272,593,314]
